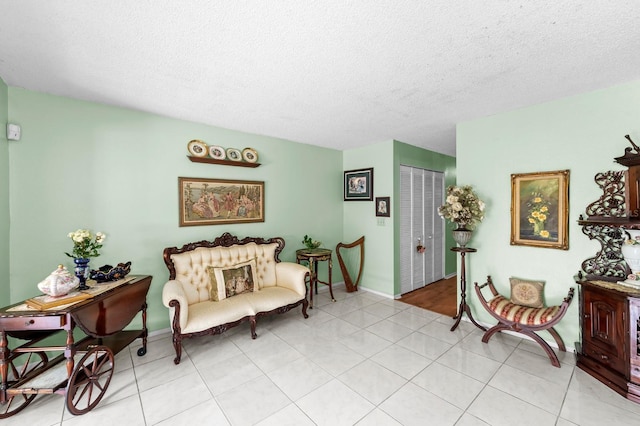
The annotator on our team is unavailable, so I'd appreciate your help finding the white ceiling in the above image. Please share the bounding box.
[1,1,640,156]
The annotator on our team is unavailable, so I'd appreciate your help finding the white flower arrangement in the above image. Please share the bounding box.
[65,229,106,259]
[437,185,485,229]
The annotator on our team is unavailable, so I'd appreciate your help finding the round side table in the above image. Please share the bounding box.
[296,248,335,307]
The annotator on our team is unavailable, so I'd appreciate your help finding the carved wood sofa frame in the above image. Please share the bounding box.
[163,233,309,364]
[474,275,575,368]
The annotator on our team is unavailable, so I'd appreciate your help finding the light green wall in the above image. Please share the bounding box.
[0,78,8,306]
[343,141,394,296]
[457,79,640,347]
[7,88,343,332]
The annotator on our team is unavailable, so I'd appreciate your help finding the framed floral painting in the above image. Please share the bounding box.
[510,170,569,250]
[179,177,264,226]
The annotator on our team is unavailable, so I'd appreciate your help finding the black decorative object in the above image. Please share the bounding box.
[90,261,132,283]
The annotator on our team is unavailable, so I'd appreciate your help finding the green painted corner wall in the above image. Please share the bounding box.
[342,140,455,298]
[0,77,8,306]
[457,78,640,347]
[343,141,395,296]
[7,88,343,332]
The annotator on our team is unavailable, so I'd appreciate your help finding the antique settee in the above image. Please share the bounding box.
[162,233,309,364]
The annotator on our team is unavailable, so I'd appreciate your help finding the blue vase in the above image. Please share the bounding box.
[74,258,91,290]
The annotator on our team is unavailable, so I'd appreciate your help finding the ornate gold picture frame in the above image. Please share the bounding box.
[510,170,569,250]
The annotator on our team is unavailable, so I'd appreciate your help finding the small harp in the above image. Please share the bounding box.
[335,236,365,293]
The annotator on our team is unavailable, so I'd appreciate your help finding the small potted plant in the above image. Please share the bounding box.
[302,235,322,250]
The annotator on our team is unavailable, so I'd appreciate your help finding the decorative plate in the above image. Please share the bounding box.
[209,145,226,160]
[226,148,242,162]
[242,147,259,163]
[187,140,208,157]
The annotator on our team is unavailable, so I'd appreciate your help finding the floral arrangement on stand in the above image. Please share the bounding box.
[438,185,485,230]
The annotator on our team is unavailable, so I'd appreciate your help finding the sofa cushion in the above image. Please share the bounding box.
[211,258,258,300]
[245,286,304,313]
[182,296,254,334]
[488,295,560,326]
[207,265,223,301]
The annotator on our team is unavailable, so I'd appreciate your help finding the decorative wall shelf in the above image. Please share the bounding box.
[577,137,640,280]
[187,156,261,168]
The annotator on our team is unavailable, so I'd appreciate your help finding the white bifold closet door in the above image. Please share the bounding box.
[400,165,444,295]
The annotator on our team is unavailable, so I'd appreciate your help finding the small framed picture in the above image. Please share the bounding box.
[375,197,390,217]
[344,168,374,201]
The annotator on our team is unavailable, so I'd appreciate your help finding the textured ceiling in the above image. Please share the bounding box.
[1,1,640,156]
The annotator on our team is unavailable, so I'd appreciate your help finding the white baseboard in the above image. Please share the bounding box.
[315,281,396,300]
[359,286,395,299]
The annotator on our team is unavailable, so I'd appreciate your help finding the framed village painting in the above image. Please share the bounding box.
[510,170,569,250]
[179,177,264,226]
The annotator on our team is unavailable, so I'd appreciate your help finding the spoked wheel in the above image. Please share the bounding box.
[65,345,114,415]
[0,351,48,419]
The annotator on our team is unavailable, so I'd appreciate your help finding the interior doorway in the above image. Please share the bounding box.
[399,165,445,295]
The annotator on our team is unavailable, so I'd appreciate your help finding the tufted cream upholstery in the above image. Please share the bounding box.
[169,242,279,305]
[162,235,310,364]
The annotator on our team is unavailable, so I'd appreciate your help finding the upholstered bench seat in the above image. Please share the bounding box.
[487,295,561,326]
[475,275,574,368]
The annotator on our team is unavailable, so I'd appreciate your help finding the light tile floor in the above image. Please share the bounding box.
[6,288,640,426]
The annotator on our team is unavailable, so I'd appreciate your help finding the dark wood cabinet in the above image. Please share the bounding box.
[576,279,640,403]
[575,136,640,403]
